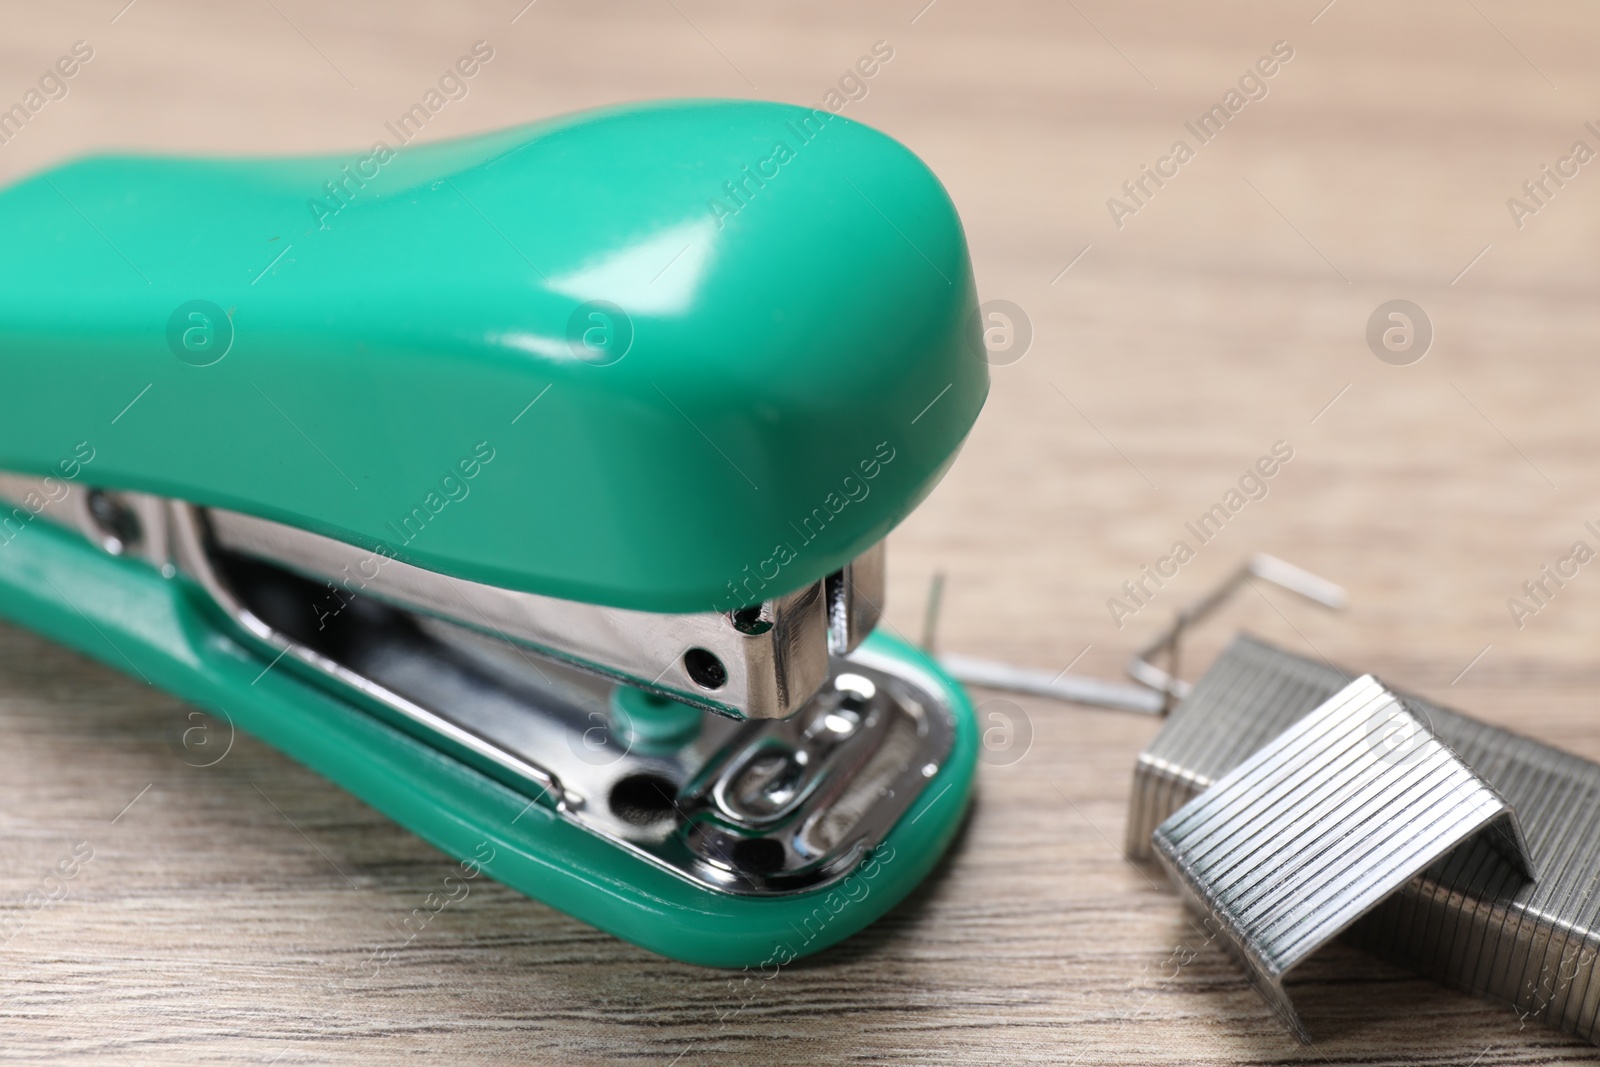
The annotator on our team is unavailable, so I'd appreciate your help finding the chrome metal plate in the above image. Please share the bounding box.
[0,475,887,721]
[193,514,956,896]
[0,475,951,897]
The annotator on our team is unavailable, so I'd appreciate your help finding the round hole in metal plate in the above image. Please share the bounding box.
[729,835,786,874]
[608,773,679,826]
[684,647,727,690]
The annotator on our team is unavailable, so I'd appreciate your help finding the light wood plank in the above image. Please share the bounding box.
[3,0,1600,1061]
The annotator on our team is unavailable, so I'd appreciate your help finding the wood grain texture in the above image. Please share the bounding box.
[3,0,1600,1062]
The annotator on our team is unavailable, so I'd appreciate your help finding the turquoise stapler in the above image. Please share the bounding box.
[0,99,986,966]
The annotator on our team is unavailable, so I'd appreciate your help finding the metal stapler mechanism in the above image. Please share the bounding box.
[0,100,987,965]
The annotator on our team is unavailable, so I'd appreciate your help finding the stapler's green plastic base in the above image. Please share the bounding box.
[0,516,976,967]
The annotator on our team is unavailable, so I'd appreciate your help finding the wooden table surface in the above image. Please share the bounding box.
[5,0,1600,1062]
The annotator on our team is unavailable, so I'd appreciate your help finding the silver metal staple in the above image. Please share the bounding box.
[1152,674,1535,1040]
[1129,635,1600,1044]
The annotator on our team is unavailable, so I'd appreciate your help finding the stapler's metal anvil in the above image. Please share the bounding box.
[0,100,986,965]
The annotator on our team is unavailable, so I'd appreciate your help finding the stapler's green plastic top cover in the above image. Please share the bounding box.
[0,100,985,612]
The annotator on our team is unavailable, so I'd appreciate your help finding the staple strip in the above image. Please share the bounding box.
[1151,675,1535,1040]
[1129,635,1600,1043]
